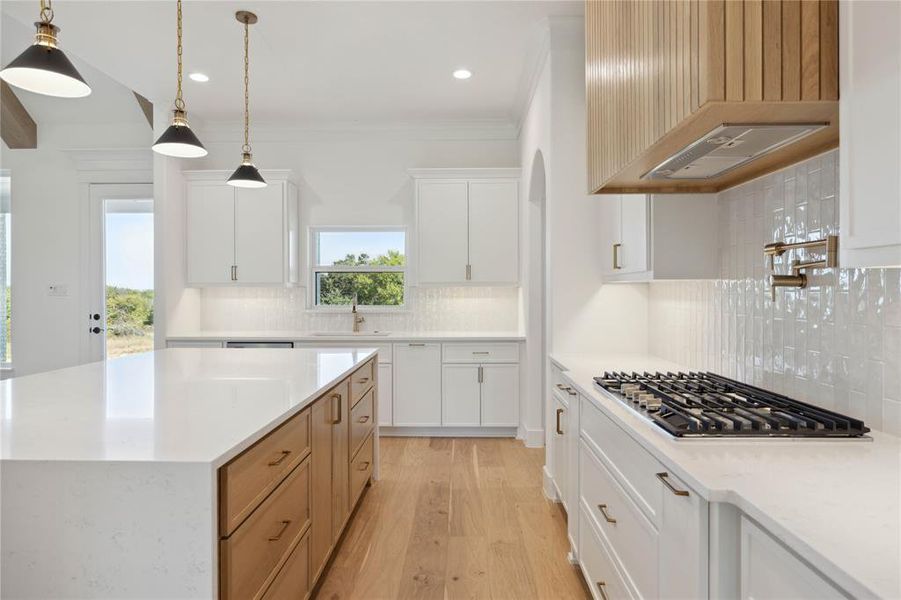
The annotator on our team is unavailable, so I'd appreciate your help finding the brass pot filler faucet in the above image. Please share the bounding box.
[763,235,838,301]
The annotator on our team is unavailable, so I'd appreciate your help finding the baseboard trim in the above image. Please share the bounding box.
[522,426,545,448]
[542,465,558,502]
[379,426,517,438]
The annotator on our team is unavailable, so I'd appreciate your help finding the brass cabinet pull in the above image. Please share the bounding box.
[596,581,609,600]
[472,351,490,355]
[357,377,370,384]
[267,450,291,467]
[555,383,567,390]
[357,415,370,423]
[598,504,617,524]
[556,408,564,435]
[656,472,690,497]
[566,387,577,397]
[332,393,342,424]
[408,343,425,347]
[478,366,484,383]
[357,461,370,471]
[465,264,472,280]
[613,243,622,270]
[268,520,292,541]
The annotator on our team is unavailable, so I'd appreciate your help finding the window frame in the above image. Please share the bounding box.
[0,170,10,371]
[308,226,409,312]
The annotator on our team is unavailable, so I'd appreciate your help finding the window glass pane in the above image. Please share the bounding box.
[1,175,10,364]
[316,231,405,266]
[316,272,404,306]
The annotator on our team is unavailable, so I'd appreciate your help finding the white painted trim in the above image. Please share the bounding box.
[522,426,545,448]
[379,426,517,438]
[513,21,551,138]
[62,149,153,179]
[543,464,558,501]
[408,167,521,180]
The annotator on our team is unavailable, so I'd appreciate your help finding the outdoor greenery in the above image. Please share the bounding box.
[106,287,154,357]
[317,250,404,306]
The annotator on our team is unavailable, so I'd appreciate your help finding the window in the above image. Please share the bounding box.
[311,228,406,308]
[0,174,9,366]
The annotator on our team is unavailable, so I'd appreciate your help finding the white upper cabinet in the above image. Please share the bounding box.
[411,169,520,285]
[599,193,719,282]
[839,0,901,268]
[184,171,299,286]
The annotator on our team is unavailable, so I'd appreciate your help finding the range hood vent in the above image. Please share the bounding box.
[643,123,828,181]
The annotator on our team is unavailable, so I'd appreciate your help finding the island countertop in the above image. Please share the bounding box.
[0,346,377,466]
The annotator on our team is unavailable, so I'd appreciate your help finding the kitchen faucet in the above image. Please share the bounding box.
[351,294,365,333]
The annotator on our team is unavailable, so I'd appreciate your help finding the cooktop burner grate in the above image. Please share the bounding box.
[593,371,870,438]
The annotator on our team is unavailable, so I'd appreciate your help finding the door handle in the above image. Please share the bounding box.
[89,326,104,335]
[613,243,622,270]
[555,408,564,435]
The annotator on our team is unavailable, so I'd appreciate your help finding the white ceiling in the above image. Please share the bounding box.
[1,1,583,128]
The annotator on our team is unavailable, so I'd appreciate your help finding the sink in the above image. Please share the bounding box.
[309,331,391,337]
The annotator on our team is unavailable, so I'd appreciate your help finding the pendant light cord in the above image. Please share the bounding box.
[174,0,185,111]
[38,0,53,24]
[242,16,251,154]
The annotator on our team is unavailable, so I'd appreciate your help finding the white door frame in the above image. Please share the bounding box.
[85,183,154,363]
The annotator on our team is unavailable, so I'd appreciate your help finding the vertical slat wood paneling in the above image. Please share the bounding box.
[781,0,801,101]
[762,0,783,100]
[725,0,744,101]
[819,0,838,100]
[744,0,763,101]
[584,0,838,193]
[800,0,820,100]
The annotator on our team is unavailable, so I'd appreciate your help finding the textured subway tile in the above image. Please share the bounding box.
[647,149,900,436]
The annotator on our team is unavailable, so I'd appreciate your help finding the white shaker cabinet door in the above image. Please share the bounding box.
[598,194,622,278]
[442,364,481,426]
[468,180,519,284]
[658,469,708,600]
[392,343,442,426]
[480,364,519,427]
[417,181,469,284]
[839,0,901,268]
[234,183,285,284]
[619,194,649,275]
[186,184,235,285]
[551,392,569,509]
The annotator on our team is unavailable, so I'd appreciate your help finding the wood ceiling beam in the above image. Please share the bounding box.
[133,91,153,129]
[1,82,37,149]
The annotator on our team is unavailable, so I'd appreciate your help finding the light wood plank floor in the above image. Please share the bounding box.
[315,437,590,600]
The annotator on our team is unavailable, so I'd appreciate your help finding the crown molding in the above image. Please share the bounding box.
[195,118,519,143]
[512,20,551,138]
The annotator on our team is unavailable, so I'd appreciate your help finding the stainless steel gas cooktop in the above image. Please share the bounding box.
[594,371,870,439]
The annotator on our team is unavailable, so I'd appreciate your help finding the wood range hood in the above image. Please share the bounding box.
[586,0,839,194]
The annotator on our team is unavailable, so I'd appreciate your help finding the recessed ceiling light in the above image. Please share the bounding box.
[453,69,472,80]
[189,72,209,82]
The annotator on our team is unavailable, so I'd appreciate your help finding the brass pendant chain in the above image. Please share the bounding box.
[39,0,53,24]
[174,0,185,111]
[242,17,251,154]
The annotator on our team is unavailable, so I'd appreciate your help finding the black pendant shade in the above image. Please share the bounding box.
[0,26,90,98]
[227,161,267,188]
[152,120,208,158]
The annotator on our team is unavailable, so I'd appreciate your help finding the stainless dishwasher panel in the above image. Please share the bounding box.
[225,341,295,349]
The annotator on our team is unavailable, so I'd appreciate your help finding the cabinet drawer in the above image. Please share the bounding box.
[262,530,310,600]
[221,458,311,600]
[579,505,634,600]
[740,516,844,600]
[350,359,375,407]
[442,343,519,363]
[350,432,374,505]
[580,397,662,526]
[220,408,311,536]
[350,388,375,458]
[580,440,658,599]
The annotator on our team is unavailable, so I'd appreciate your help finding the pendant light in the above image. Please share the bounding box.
[152,0,207,158]
[227,11,266,188]
[0,0,91,98]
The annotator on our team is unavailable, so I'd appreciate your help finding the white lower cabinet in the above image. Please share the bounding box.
[377,363,393,427]
[479,364,518,426]
[442,363,519,427]
[740,516,843,600]
[550,389,571,509]
[392,343,442,426]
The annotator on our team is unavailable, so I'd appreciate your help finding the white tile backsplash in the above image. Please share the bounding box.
[649,150,901,436]
[199,285,521,333]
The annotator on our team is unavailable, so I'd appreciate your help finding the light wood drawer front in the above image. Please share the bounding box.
[581,440,658,599]
[220,408,311,536]
[442,343,520,363]
[579,505,633,600]
[350,359,375,407]
[350,431,374,504]
[262,530,310,600]
[221,458,311,600]
[350,388,375,458]
[580,396,662,526]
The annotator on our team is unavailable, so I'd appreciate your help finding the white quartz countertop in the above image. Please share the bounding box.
[550,353,901,600]
[0,347,377,466]
[167,330,525,342]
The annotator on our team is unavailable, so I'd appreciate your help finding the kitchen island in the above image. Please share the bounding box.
[1,347,379,599]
